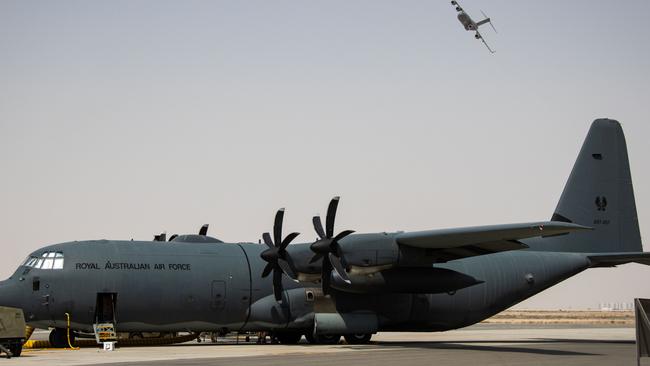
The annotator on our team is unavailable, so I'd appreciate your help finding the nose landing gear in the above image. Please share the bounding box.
[49,327,74,348]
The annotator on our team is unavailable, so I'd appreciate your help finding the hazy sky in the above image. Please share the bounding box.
[1,0,649,309]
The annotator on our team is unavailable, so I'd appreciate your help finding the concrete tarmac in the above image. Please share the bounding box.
[5,325,648,366]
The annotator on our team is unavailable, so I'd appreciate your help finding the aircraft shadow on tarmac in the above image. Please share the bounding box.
[337,338,634,357]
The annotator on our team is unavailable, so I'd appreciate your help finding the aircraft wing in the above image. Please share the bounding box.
[451,0,464,12]
[396,221,592,262]
[475,30,495,53]
[587,252,650,267]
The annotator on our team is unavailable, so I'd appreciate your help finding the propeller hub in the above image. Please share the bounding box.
[310,239,333,254]
[260,248,278,263]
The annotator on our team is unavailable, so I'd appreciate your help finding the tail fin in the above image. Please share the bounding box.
[544,119,642,253]
[477,11,497,33]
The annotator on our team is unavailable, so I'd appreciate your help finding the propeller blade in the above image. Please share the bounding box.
[321,257,332,295]
[273,269,283,302]
[199,224,209,236]
[280,232,300,250]
[325,197,340,238]
[262,232,275,250]
[278,258,298,281]
[309,253,324,264]
[333,230,355,243]
[261,262,274,278]
[273,209,285,246]
[329,253,351,284]
[312,216,326,239]
[260,206,300,301]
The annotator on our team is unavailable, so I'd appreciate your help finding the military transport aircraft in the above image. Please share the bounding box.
[0,119,648,349]
[450,0,497,53]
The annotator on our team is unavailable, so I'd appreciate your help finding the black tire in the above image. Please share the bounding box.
[275,332,303,344]
[315,334,341,345]
[344,333,372,344]
[304,332,316,344]
[9,344,22,357]
[49,328,73,348]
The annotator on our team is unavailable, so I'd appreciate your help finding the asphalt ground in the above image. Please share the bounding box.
[5,325,647,366]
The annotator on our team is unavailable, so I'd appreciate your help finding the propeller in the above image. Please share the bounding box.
[199,224,209,236]
[310,197,355,294]
[260,208,300,302]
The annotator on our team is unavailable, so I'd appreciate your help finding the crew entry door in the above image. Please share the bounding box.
[93,293,117,343]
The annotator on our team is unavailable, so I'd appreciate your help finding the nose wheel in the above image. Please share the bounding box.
[48,328,74,348]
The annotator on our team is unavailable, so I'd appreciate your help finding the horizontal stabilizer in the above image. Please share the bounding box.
[588,252,650,267]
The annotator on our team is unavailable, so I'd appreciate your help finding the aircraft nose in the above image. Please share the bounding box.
[0,280,7,305]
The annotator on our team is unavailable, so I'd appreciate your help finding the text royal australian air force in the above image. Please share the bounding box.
[75,261,191,271]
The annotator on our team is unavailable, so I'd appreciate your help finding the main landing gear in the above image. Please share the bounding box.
[344,333,373,344]
[304,333,373,344]
[273,332,372,345]
[305,333,342,345]
[274,332,303,344]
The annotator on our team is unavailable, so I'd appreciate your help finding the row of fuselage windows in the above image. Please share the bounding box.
[23,251,64,270]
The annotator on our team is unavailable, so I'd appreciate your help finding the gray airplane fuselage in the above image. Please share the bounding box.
[0,119,644,338]
[457,12,477,31]
[0,238,589,334]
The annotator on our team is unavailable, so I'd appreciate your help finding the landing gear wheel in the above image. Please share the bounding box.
[344,333,372,344]
[304,332,316,344]
[307,334,340,345]
[129,332,144,340]
[9,343,22,357]
[49,328,73,348]
[274,332,303,344]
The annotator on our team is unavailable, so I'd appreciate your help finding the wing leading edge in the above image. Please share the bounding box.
[396,221,592,262]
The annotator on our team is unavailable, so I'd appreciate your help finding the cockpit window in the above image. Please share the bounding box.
[53,252,64,269]
[23,251,64,270]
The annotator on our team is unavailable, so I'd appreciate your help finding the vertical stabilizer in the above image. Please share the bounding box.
[543,119,642,253]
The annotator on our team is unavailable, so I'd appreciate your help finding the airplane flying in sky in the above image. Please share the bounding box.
[0,119,647,350]
[451,0,497,53]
